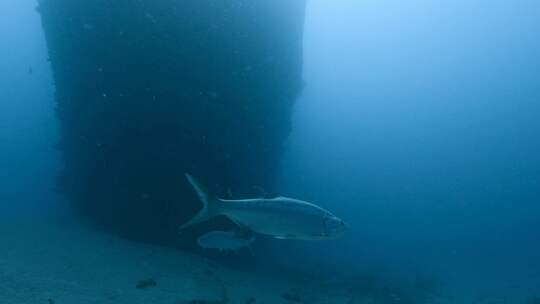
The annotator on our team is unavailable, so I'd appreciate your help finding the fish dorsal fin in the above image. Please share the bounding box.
[251,185,279,199]
[263,192,281,199]
[251,185,267,198]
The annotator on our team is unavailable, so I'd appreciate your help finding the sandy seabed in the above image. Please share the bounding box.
[1,215,538,304]
[0,215,356,304]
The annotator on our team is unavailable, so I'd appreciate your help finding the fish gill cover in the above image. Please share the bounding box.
[37,0,306,245]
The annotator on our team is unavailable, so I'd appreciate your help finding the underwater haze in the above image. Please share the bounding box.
[0,0,61,217]
[282,0,540,295]
[1,0,540,303]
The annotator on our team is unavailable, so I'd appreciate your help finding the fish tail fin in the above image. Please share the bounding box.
[180,174,220,230]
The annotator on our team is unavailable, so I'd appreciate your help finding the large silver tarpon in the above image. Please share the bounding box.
[181,174,347,240]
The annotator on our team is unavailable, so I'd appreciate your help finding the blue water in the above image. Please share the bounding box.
[1,0,539,303]
[0,0,61,216]
[281,0,540,295]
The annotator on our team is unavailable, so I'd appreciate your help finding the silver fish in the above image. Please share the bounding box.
[181,174,347,240]
[197,230,255,253]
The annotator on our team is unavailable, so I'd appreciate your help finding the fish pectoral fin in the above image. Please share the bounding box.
[227,217,253,233]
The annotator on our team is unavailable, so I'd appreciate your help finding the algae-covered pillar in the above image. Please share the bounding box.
[38,0,306,244]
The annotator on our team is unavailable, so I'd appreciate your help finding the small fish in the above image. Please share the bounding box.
[197,230,255,253]
[180,174,347,240]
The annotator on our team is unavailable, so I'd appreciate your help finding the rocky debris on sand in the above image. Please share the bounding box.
[281,287,306,303]
[177,296,229,304]
[135,278,157,289]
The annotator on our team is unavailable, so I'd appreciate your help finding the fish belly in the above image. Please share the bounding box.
[225,209,316,239]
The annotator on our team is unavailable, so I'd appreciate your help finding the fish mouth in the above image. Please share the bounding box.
[324,216,348,238]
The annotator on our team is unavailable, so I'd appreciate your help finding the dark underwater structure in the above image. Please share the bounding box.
[37,0,306,245]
